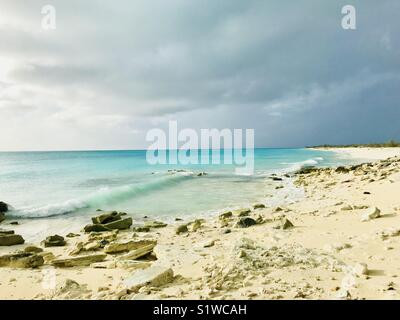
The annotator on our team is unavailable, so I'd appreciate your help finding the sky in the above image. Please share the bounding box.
[0,0,399,151]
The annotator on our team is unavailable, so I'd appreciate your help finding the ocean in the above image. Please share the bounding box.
[0,148,356,240]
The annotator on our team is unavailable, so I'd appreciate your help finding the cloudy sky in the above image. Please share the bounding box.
[0,0,399,150]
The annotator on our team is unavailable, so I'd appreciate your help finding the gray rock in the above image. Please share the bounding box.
[361,207,381,222]
[0,234,24,246]
[175,224,188,235]
[104,217,133,230]
[104,239,156,254]
[0,252,44,268]
[123,266,174,292]
[84,224,111,233]
[52,254,107,267]
[92,211,121,224]
[42,234,66,247]
[236,217,257,228]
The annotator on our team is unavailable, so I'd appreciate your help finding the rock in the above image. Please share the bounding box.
[84,224,111,233]
[9,221,18,225]
[91,261,117,269]
[175,224,188,235]
[123,266,174,292]
[219,211,232,220]
[91,211,121,224]
[132,225,150,232]
[271,177,283,181]
[116,260,151,270]
[0,234,24,246]
[353,263,369,276]
[53,279,91,299]
[222,228,231,234]
[341,205,353,211]
[253,204,265,209]
[104,239,157,254]
[188,219,202,232]
[335,166,350,173]
[0,252,44,268]
[66,233,80,238]
[52,254,107,268]
[0,201,9,213]
[42,234,66,247]
[202,240,215,248]
[24,246,43,253]
[274,218,294,230]
[0,213,4,223]
[361,207,381,222]
[0,229,14,235]
[295,166,318,174]
[39,251,56,263]
[118,242,157,260]
[103,217,133,230]
[197,172,207,176]
[143,220,167,229]
[363,191,371,195]
[235,209,251,217]
[236,217,257,228]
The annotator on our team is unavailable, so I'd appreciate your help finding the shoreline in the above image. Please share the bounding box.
[1,147,400,299]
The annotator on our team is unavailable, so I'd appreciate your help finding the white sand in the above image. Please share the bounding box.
[1,147,400,300]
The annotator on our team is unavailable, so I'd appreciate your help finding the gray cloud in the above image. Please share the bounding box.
[0,0,399,150]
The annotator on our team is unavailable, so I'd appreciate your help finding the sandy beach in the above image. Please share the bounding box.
[1,147,400,300]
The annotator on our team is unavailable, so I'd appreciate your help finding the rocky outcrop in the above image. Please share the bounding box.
[123,265,174,292]
[0,252,44,268]
[104,239,157,254]
[235,217,257,228]
[91,211,122,224]
[42,235,66,247]
[104,217,132,230]
[52,254,107,267]
[0,234,24,246]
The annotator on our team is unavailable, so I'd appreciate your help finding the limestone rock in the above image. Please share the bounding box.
[143,220,168,229]
[0,234,24,246]
[84,224,111,233]
[132,225,150,232]
[0,213,4,223]
[253,203,265,209]
[0,229,14,235]
[235,217,257,228]
[42,234,66,247]
[53,279,91,300]
[103,217,132,230]
[0,252,44,268]
[52,254,107,267]
[341,205,353,211]
[175,224,188,235]
[353,263,369,276]
[104,239,157,254]
[361,207,381,222]
[274,218,294,230]
[24,246,43,253]
[92,211,122,224]
[219,211,233,220]
[118,242,157,260]
[123,266,174,292]
[0,201,9,213]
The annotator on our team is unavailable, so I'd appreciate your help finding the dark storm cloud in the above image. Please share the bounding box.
[0,0,399,150]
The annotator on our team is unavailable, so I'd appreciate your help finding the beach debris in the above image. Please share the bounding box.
[104,239,157,254]
[0,234,25,246]
[353,263,369,277]
[123,265,174,292]
[253,203,266,209]
[273,218,294,230]
[236,217,257,228]
[361,206,381,222]
[24,245,43,253]
[175,224,188,235]
[0,252,44,268]
[42,234,66,247]
[52,253,107,267]
[143,220,168,229]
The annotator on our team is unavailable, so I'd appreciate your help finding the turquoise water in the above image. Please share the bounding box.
[0,148,350,223]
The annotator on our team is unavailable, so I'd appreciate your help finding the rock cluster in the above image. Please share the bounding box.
[84,211,132,232]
